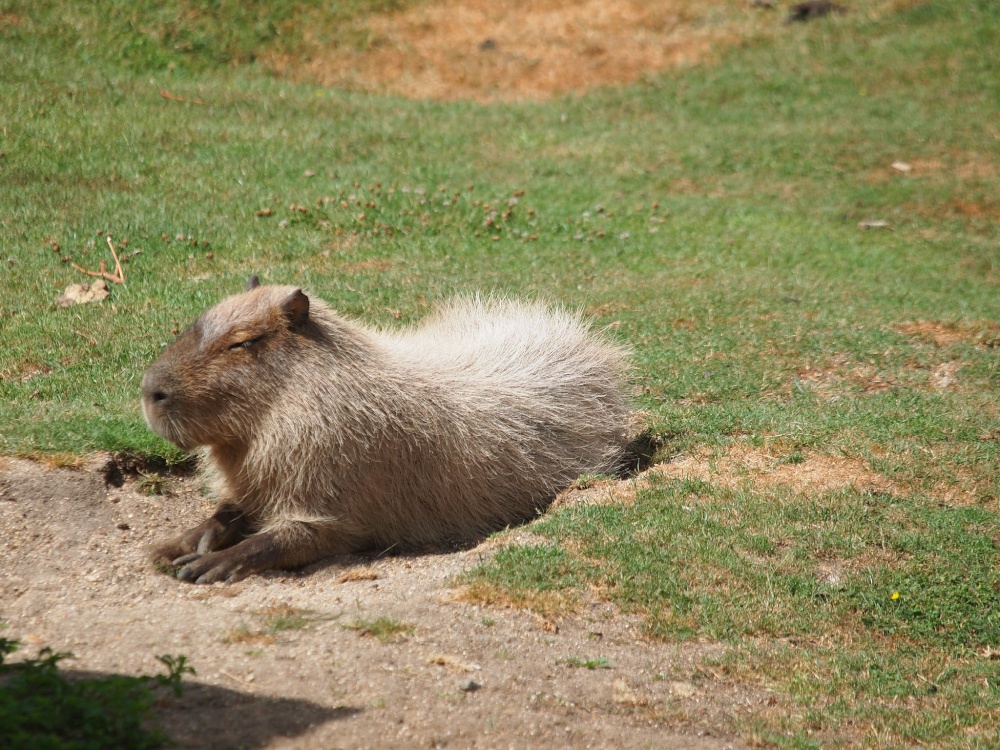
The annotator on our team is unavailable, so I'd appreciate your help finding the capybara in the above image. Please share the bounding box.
[142,278,631,583]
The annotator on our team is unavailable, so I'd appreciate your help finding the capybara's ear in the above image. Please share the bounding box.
[280,288,310,327]
[246,275,261,291]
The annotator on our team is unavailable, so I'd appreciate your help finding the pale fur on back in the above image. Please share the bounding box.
[199,291,632,551]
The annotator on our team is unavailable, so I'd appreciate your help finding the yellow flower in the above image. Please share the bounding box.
[891,592,900,600]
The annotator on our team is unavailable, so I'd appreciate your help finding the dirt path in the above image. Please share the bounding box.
[0,455,755,748]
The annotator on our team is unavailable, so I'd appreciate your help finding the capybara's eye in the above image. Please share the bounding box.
[229,337,260,351]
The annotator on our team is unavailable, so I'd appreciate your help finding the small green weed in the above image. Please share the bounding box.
[568,473,615,491]
[0,638,193,750]
[223,605,312,644]
[779,451,806,466]
[564,656,612,670]
[261,605,310,634]
[136,471,166,495]
[153,653,196,697]
[347,616,414,643]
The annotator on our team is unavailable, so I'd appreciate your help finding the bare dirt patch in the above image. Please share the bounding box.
[894,319,1000,349]
[0,455,757,749]
[555,443,896,512]
[894,320,974,348]
[273,0,772,103]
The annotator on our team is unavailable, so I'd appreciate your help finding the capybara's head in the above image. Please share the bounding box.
[141,278,310,451]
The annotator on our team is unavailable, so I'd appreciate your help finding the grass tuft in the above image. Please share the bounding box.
[346,616,415,643]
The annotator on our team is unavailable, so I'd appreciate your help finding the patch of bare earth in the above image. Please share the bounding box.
[894,319,1000,349]
[662,446,895,496]
[554,444,896,511]
[0,456,757,749]
[271,0,771,103]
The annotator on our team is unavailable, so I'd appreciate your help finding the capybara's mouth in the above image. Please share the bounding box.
[141,401,196,451]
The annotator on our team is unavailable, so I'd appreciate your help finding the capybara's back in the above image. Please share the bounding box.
[369,296,631,543]
[142,282,632,583]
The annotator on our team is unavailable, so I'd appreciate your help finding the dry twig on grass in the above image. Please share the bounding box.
[160,89,208,105]
[71,237,125,284]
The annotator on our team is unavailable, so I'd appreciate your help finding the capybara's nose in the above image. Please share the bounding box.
[141,372,169,407]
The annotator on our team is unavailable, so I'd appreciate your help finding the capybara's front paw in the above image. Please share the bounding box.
[150,506,252,577]
[171,531,297,584]
[175,550,249,584]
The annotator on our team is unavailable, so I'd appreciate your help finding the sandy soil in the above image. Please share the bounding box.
[0,455,758,749]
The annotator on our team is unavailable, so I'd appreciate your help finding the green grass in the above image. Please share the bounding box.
[2,0,1000,746]
[0,639,194,750]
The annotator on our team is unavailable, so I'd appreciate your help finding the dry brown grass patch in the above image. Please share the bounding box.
[271,0,773,103]
[659,446,896,496]
[222,624,277,646]
[894,319,1000,348]
[338,258,396,273]
[894,320,971,347]
[551,474,641,511]
[793,354,896,398]
[473,528,554,551]
[0,361,52,383]
[555,444,896,512]
[13,452,87,470]
[455,579,580,618]
[920,451,998,508]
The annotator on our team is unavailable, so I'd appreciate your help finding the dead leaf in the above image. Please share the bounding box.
[56,280,109,307]
[337,568,380,583]
[859,220,890,230]
[427,653,481,673]
[534,614,559,633]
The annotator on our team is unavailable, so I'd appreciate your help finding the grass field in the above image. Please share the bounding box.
[2,1,998,746]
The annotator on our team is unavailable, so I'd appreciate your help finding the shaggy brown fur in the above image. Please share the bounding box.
[142,280,632,583]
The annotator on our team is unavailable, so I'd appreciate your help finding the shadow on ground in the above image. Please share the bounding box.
[60,669,361,749]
